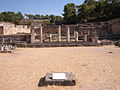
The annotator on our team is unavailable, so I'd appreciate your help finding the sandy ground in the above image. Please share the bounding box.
[0,45,120,90]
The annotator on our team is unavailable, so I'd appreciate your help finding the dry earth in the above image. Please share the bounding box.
[0,45,120,90]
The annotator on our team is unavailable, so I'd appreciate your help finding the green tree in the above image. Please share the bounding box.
[63,0,120,23]
[16,11,24,20]
[34,14,41,19]
[0,11,24,24]
[0,13,5,21]
[62,3,77,24]
[49,14,56,24]
[49,14,63,25]
[110,0,120,18]
[77,2,96,22]
[94,0,120,21]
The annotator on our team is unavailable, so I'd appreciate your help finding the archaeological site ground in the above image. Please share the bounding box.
[0,0,120,89]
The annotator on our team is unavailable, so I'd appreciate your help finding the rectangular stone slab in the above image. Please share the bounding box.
[44,72,76,86]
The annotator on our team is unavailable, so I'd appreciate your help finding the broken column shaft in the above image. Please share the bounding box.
[75,31,79,41]
[58,26,61,42]
[40,26,43,43]
[84,34,88,42]
[30,28,35,43]
[67,26,70,41]
[49,34,52,42]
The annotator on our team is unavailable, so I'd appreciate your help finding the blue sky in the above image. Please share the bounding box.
[0,0,84,16]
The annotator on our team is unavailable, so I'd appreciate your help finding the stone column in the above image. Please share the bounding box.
[31,28,35,43]
[40,26,43,43]
[75,31,79,42]
[49,34,52,42]
[84,34,88,42]
[58,26,61,42]
[67,26,70,41]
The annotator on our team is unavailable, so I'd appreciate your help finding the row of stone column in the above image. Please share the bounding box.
[31,26,79,43]
[55,26,79,42]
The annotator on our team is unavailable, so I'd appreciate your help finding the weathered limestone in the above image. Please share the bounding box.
[42,72,76,86]
[49,34,52,42]
[31,28,35,43]
[67,26,70,41]
[0,45,16,53]
[75,31,79,41]
[0,22,30,35]
[1,46,4,51]
[58,26,61,42]
[40,27,43,43]
[84,34,88,42]
[91,32,98,43]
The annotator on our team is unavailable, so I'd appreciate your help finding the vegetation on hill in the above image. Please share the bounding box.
[63,0,120,24]
[0,0,120,25]
[0,11,63,25]
[0,11,24,25]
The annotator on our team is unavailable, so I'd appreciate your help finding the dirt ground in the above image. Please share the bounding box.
[0,45,120,90]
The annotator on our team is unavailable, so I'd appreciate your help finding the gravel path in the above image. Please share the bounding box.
[0,45,120,90]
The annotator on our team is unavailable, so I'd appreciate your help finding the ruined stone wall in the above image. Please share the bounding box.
[106,18,120,34]
[1,17,120,36]
[38,18,120,40]
[0,26,3,34]
[0,22,30,35]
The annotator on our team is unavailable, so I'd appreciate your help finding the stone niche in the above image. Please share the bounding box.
[111,23,120,34]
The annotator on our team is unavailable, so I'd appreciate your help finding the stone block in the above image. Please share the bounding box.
[38,72,76,87]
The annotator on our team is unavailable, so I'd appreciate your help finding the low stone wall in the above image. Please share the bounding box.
[41,18,120,39]
[24,41,101,48]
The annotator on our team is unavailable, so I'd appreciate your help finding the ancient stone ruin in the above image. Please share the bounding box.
[0,44,16,53]
[0,22,30,35]
[0,18,120,47]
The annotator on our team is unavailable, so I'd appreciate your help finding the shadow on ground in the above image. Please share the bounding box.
[38,77,47,87]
